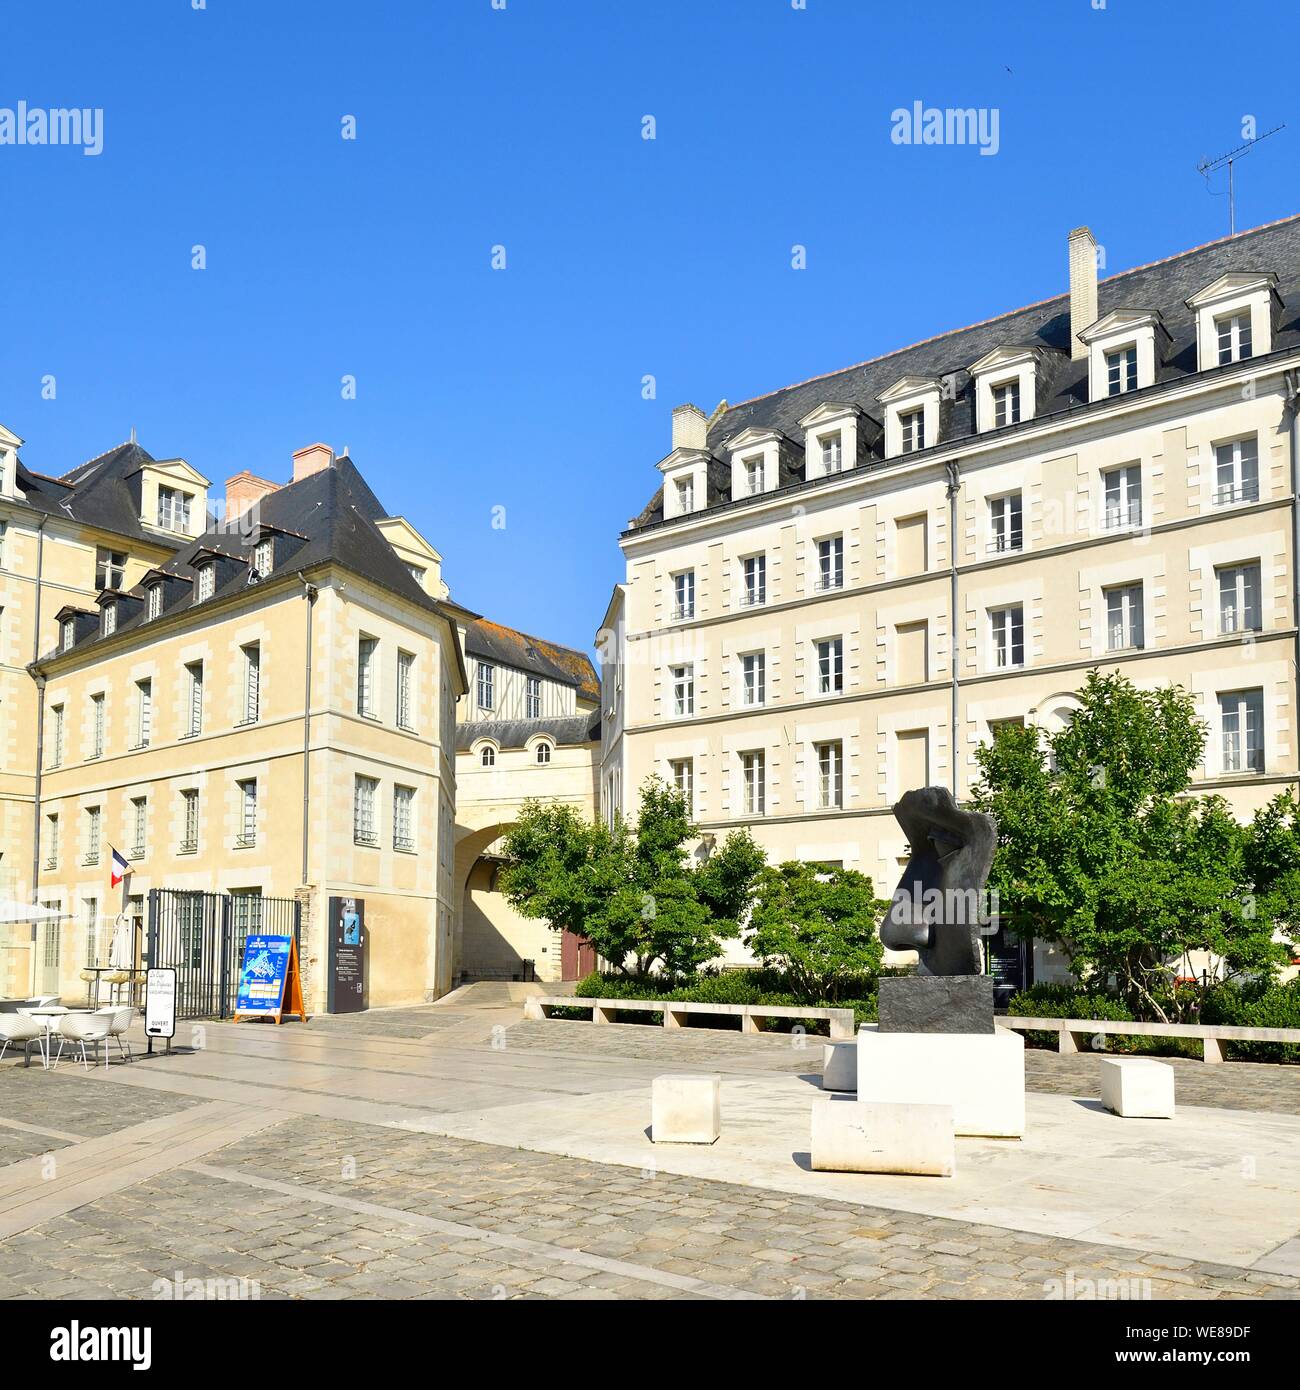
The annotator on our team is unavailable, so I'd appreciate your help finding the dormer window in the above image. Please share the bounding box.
[101,603,117,637]
[820,433,842,473]
[1216,312,1252,365]
[992,380,1020,426]
[1105,346,1137,396]
[1079,310,1167,402]
[480,745,496,768]
[61,617,75,651]
[742,456,763,496]
[1186,272,1279,373]
[676,476,694,513]
[900,409,925,453]
[195,564,215,603]
[254,537,274,575]
[146,584,163,621]
[535,741,552,766]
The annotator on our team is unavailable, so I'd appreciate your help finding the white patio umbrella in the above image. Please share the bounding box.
[0,898,65,925]
[108,914,134,969]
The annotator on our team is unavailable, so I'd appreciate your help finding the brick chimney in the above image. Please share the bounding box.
[292,442,334,482]
[1068,226,1098,361]
[224,470,280,523]
[671,404,709,452]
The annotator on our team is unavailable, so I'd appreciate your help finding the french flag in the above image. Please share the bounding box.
[110,846,130,888]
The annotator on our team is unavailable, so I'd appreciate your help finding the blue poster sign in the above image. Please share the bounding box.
[234,934,292,1015]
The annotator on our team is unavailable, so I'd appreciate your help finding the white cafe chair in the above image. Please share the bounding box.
[54,1013,113,1070]
[0,1014,44,1067]
[93,1006,135,1063]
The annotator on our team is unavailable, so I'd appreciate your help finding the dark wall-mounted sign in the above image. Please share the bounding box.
[327,896,366,1013]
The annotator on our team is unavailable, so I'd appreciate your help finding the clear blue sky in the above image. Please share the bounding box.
[2,0,1296,653]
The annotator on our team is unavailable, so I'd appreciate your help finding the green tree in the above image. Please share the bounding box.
[1244,791,1300,953]
[970,670,1278,1021]
[745,861,886,1003]
[498,778,764,980]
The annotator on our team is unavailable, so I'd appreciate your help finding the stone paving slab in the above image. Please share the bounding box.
[300,1008,471,1040]
[501,1018,818,1072]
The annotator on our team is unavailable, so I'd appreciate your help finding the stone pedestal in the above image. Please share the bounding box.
[857,1024,1025,1137]
[811,1095,955,1176]
[821,1041,857,1092]
[1100,1057,1175,1118]
[877,975,995,1034]
[651,1074,721,1144]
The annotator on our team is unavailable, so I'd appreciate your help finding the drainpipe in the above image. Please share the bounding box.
[28,518,47,906]
[298,573,318,884]
[946,460,962,799]
[1285,372,1300,798]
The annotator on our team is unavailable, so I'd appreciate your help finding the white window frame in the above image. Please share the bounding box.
[816,637,844,695]
[1105,345,1138,396]
[1214,437,1259,507]
[1102,464,1142,530]
[237,780,257,846]
[1215,311,1252,366]
[741,554,766,607]
[816,536,844,591]
[353,774,378,846]
[820,432,843,474]
[990,605,1025,669]
[242,643,261,723]
[136,678,152,747]
[816,740,843,809]
[393,784,415,852]
[476,661,495,711]
[1217,563,1262,635]
[1105,584,1144,651]
[741,750,766,816]
[741,651,766,707]
[669,757,693,815]
[180,788,200,853]
[397,650,415,729]
[992,379,1021,427]
[899,408,926,454]
[670,664,694,717]
[989,492,1023,553]
[1219,689,1264,774]
[357,636,378,718]
[672,569,695,621]
[185,661,204,737]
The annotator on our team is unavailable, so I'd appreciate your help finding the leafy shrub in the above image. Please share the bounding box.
[564,968,877,1033]
[1200,979,1300,1062]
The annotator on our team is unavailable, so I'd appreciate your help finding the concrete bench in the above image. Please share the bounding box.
[1001,1015,1300,1064]
[524,995,856,1040]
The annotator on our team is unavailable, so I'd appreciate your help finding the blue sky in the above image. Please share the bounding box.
[1,0,1296,653]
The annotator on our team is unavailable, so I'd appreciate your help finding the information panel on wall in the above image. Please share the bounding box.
[327,896,366,1014]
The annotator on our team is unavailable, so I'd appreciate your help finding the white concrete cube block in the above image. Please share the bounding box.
[821,1041,857,1092]
[1100,1057,1175,1118]
[651,1073,721,1144]
[811,1096,954,1176]
[857,1024,1025,1138]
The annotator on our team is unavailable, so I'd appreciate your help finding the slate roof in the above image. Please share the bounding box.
[454,714,600,752]
[13,441,188,549]
[462,618,600,704]
[628,214,1300,531]
[38,453,466,678]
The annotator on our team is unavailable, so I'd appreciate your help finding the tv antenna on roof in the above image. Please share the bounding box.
[1197,124,1285,236]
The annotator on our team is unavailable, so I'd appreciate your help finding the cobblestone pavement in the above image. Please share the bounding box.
[4,1114,1295,1301]
[0,1064,206,1136]
[2,1029,1298,1300]
[1023,1049,1300,1115]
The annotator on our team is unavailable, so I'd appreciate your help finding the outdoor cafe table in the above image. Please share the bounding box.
[17,1006,98,1070]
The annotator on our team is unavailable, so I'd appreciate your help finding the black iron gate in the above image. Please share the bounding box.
[146,888,301,1020]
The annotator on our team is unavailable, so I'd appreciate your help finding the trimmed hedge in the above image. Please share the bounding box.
[1200,980,1300,1062]
[566,968,878,1033]
[1005,983,1202,1058]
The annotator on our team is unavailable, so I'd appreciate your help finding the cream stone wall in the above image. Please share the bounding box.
[616,363,1300,969]
[0,503,175,996]
[30,569,461,1010]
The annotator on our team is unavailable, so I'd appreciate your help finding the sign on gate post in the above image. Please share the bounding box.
[327,896,366,1014]
[144,967,177,1055]
[231,934,308,1025]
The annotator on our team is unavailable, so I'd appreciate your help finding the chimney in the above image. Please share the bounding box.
[292,442,334,482]
[224,470,280,523]
[671,404,709,452]
[1068,226,1098,361]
